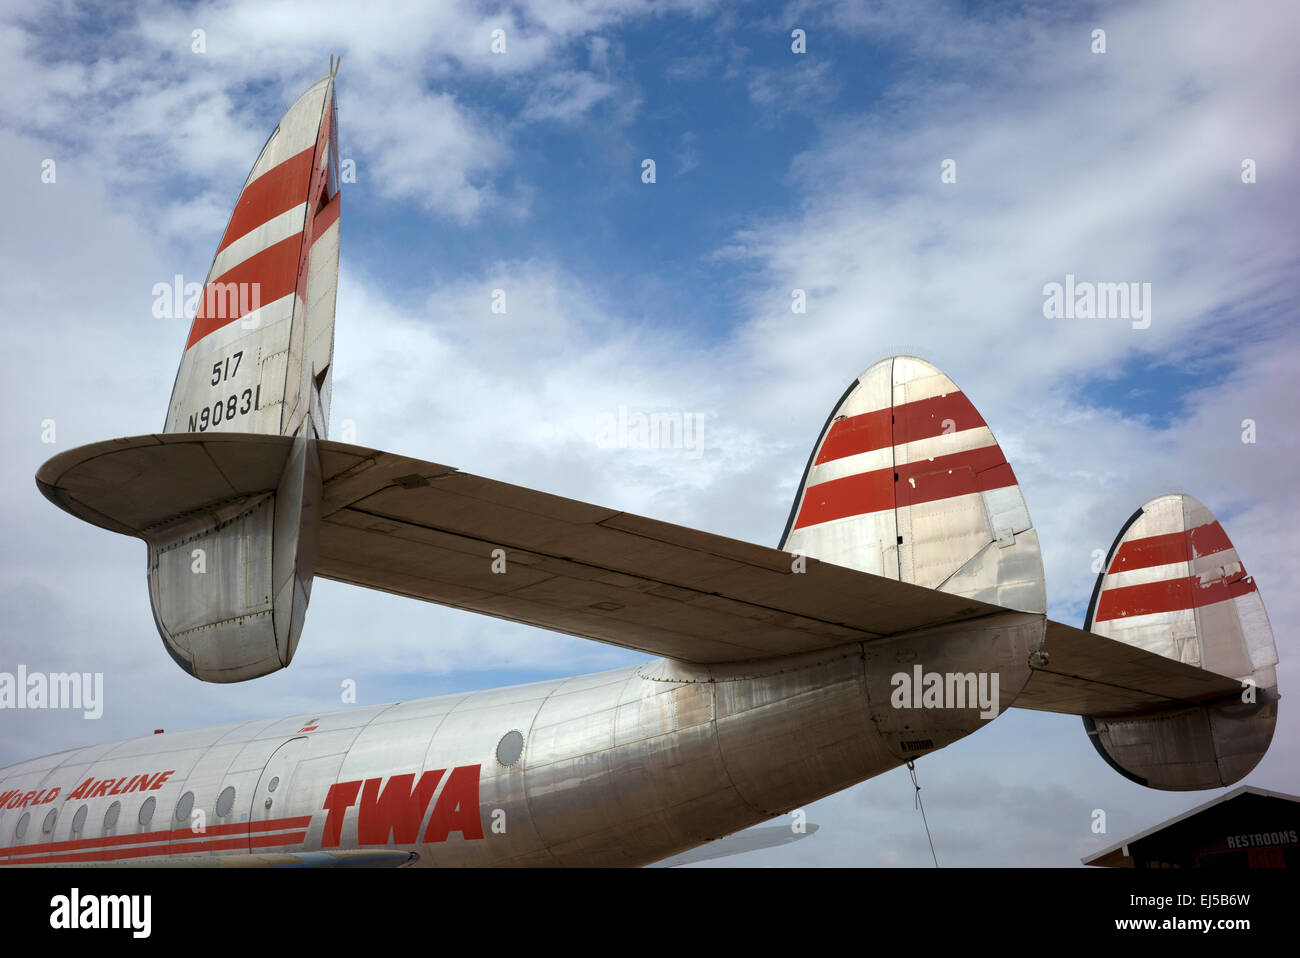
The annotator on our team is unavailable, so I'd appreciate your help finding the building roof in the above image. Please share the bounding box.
[1082,785,1299,866]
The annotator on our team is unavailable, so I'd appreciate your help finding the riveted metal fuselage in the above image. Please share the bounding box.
[0,612,1041,866]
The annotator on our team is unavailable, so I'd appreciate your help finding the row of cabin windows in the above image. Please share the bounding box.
[10,784,244,842]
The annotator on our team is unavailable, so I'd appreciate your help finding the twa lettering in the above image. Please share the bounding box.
[321,765,484,847]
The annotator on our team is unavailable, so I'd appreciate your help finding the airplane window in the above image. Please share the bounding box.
[104,801,121,831]
[14,812,29,840]
[268,776,279,793]
[497,730,525,767]
[138,796,156,827]
[175,791,194,823]
[42,809,57,834]
[216,786,236,817]
[71,805,88,835]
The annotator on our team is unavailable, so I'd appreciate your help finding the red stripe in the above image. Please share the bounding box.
[186,96,333,351]
[0,816,310,858]
[815,392,986,465]
[794,444,1014,529]
[1094,573,1258,621]
[185,234,302,348]
[1108,521,1235,574]
[216,147,315,253]
[817,408,891,464]
[895,445,1012,508]
[794,468,893,528]
[894,392,986,451]
[0,830,307,866]
[1188,521,1235,561]
[294,93,335,311]
[311,191,340,244]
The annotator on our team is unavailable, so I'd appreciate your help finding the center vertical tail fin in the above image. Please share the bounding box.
[781,356,1045,614]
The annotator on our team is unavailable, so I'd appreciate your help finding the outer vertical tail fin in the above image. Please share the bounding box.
[164,73,340,441]
[1082,494,1279,789]
[144,70,340,681]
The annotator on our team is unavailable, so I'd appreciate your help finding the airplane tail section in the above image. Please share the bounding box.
[1079,494,1278,789]
[143,66,340,681]
[780,356,1046,614]
[32,67,1285,809]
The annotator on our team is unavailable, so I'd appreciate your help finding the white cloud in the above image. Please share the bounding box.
[746,58,837,110]
[348,81,507,221]
[0,0,700,225]
[522,70,618,124]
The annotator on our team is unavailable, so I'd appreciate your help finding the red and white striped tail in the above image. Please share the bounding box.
[1087,494,1277,689]
[1082,494,1278,789]
[780,356,1045,613]
[164,72,341,441]
[138,72,343,681]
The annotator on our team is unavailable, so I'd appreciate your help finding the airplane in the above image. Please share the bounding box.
[0,65,1280,868]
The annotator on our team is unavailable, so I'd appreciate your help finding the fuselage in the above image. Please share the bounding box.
[0,611,1040,866]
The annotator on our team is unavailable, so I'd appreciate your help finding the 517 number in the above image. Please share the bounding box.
[211,350,243,385]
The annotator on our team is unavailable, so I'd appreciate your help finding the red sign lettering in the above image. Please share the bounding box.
[319,764,484,848]
[424,765,484,842]
[62,770,175,802]
[358,771,444,846]
[321,781,361,848]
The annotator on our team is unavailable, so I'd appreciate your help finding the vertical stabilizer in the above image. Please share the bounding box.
[781,356,1045,614]
[164,74,339,441]
[148,71,341,681]
[1081,494,1278,789]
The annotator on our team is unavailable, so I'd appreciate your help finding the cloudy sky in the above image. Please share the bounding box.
[1,0,1296,867]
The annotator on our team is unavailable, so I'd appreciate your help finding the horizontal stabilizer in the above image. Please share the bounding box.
[1013,618,1243,717]
[38,433,1011,667]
